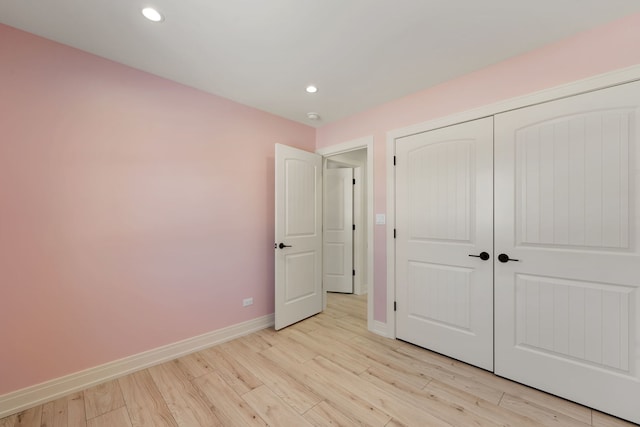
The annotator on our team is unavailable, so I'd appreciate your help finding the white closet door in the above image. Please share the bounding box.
[494,81,640,424]
[396,117,494,371]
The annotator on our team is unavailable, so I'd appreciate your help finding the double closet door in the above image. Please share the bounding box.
[395,80,640,424]
[395,117,495,371]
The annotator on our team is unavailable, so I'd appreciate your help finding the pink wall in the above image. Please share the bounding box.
[0,24,314,395]
[316,12,640,322]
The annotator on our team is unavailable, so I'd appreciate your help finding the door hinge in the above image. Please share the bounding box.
[394,301,397,311]
[393,156,396,166]
[352,224,356,231]
[353,269,356,276]
[353,178,356,185]
[394,228,397,239]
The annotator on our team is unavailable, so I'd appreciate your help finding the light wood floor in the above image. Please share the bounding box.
[2,293,637,427]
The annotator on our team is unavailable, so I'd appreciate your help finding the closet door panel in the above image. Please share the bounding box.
[396,117,494,371]
[495,80,640,424]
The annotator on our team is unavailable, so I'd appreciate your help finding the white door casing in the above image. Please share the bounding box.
[323,168,354,293]
[317,136,375,333]
[494,81,640,424]
[275,144,323,330]
[395,117,494,371]
[353,167,366,295]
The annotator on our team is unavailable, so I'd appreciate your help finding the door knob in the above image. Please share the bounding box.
[278,243,292,249]
[498,253,519,263]
[468,252,490,261]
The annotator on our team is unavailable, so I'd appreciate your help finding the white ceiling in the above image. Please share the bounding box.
[2,1,640,126]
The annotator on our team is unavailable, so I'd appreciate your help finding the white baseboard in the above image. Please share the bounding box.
[0,313,274,419]
[371,320,389,337]
[354,283,368,296]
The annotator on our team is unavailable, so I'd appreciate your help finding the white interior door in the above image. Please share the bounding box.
[275,144,323,330]
[395,117,494,371]
[323,168,354,293]
[494,81,640,424]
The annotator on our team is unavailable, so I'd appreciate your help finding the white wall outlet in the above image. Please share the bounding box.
[376,213,386,225]
[242,297,254,307]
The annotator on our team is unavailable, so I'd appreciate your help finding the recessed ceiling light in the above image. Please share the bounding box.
[142,7,164,22]
[307,112,321,120]
[306,85,318,93]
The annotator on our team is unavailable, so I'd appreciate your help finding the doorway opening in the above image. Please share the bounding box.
[317,137,374,332]
[324,150,367,295]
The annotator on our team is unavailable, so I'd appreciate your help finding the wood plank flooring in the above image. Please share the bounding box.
[1,293,636,426]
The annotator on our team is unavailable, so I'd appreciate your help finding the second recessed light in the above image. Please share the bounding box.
[306,85,318,93]
[142,7,164,22]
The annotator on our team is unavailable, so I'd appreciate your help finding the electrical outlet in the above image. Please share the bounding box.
[242,297,254,307]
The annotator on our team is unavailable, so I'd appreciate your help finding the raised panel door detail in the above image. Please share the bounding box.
[516,110,632,250]
[324,242,346,276]
[285,251,317,302]
[285,159,317,237]
[515,274,632,372]
[275,144,322,330]
[396,116,494,371]
[323,168,353,293]
[495,80,640,424]
[408,262,471,332]
[407,140,473,242]
[325,173,346,231]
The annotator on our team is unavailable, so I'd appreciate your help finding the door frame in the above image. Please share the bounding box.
[385,64,640,339]
[317,136,375,333]
[352,166,365,296]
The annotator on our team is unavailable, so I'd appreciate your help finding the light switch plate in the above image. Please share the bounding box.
[376,214,386,225]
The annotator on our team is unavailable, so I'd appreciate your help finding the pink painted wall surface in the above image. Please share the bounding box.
[316,12,640,322]
[0,24,314,395]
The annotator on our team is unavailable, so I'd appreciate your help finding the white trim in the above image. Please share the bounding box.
[317,136,375,333]
[372,320,388,337]
[0,314,274,419]
[353,166,365,296]
[386,63,640,342]
[386,132,396,338]
[388,64,640,141]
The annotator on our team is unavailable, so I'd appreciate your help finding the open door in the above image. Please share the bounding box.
[274,144,323,330]
[323,168,354,293]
